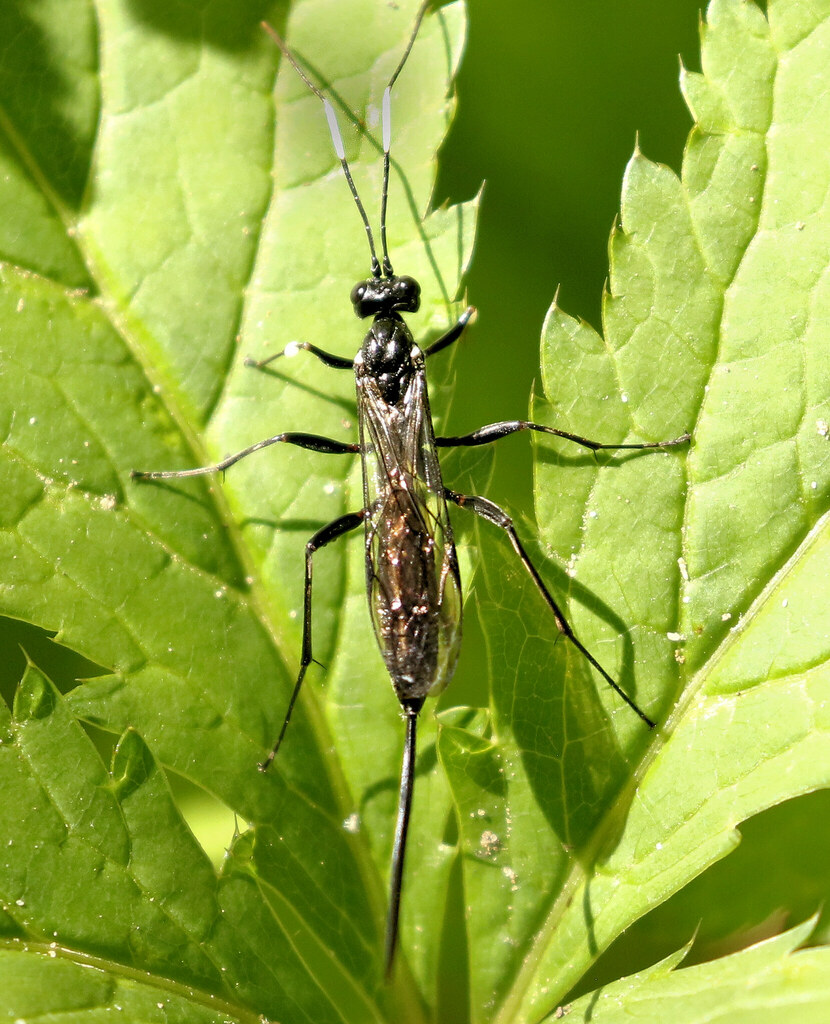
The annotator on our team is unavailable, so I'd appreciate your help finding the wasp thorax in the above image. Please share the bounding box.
[360,317,417,405]
[351,275,421,319]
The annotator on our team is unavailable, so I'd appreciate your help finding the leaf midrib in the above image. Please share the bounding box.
[0,937,262,1024]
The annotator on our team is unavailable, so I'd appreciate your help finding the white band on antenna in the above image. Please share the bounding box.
[323,99,346,160]
[382,88,392,154]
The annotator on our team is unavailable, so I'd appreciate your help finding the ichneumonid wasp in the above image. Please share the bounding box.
[132,0,690,977]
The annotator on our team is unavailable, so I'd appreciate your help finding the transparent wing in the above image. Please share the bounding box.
[357,363,462,703]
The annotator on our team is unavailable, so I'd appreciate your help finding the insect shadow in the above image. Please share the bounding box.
[534,438,684,470]
[132,0,690,980]
[247,359,358,415]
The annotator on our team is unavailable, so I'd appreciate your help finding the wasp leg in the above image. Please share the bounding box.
[444,488,655,728]
[260,510,366,772]
[437,420,690,452]
[244,341,354,371]
[131,433,359,480]
[422,306,476,358]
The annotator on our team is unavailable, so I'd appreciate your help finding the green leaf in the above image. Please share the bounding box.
[582,785,830,993]
[0,661,301,1022]
[0,949,246,1024]
[2,0,829,1022]
[439,0,830,1020]
[560,921,830,1023]
[0,0,473,1020]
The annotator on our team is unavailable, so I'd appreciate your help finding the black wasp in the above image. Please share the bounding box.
[133,0,690,977]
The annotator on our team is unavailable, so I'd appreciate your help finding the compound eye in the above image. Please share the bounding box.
[402,276,421,310]
[351,281,375,318]
[397,276,418,299]
[388,276,419,312]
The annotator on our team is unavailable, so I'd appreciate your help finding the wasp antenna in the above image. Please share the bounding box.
[380,0,433,278]
[387,0,432,92]
[261,21,324,100]
[380,88,394,278]
[261,20,381,277]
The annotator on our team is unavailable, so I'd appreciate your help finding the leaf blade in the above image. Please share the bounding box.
[439,2,830,1020]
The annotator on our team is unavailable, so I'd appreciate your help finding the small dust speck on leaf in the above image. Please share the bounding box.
[479,830,501,856]
[501,865,519,891]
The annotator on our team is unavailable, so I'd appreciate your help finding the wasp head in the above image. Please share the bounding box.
[351,275,420,319]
